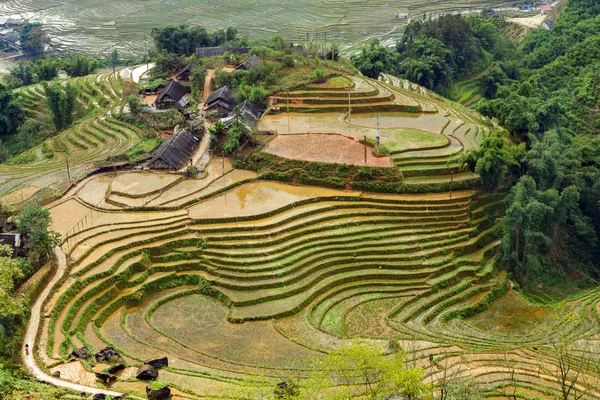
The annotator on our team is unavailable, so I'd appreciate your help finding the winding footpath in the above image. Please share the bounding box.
[22,246,123,397]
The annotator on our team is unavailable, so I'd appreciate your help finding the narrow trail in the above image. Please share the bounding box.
[22,246,123,397]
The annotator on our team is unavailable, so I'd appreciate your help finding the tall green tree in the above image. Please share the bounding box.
[0,83,25,136]
[15,206,60,266]
[43,82,79,131]
[19,23,49,53]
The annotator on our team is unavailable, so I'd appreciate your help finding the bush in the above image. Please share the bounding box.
[186,166,198,177]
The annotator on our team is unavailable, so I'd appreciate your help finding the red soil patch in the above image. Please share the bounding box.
[265,134,393,167]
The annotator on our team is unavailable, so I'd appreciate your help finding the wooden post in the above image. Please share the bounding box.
[364,135,367,163]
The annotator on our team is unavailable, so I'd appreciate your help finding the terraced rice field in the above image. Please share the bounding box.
[23,72,600,399]
[0,72,149,208]
[36,170,600,399]
[0,0,510,56]
[259,74,491,186]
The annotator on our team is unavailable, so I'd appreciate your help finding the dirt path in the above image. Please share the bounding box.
[22,246,122,397]
[181,69,216,171]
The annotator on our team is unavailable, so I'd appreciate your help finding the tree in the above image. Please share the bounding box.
[460,131,522,191]
[303,343,431,400]
[479,64,508,98]
[126,95,141,114]
[62,55,97,77]
[43,82,79,131]
[0,245,24,346]
[221,123,245,154]
[0,83,25,136]
[15,206,60,266]
[19,23,49,53]
[111,48,119,72]
[351,40,397,79]
[189,65,207,97]
[34,57,59,81]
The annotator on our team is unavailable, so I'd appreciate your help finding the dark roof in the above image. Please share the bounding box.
[174,62,197,80]
[155,81,187,104]
[236,55,264,71]
[175,95,191,111]
[1,31,19,43]
[0,233,21,249]
[543,20,554,28]
[149,129,198,169]
[239,100,265,123]
[206,86,234,109]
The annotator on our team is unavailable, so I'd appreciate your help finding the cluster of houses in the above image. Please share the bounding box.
[145,54,266,171]
[0,17,28,52]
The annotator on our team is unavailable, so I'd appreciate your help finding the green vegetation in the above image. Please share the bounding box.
[43,82,79,131]
[151,25,239,56]
[0,83,25,136]
[18,23,49,53]
[15,206,61,266]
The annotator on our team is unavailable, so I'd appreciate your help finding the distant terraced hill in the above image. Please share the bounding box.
[0,0,510,56]
[0,72,152,208]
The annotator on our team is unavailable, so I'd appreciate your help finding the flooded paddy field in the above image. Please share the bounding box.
[0,0,509,56]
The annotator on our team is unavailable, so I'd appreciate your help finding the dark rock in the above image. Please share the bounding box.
[70,347,92,361]
[107,364,125,374]
[136,364,158,381]
[92,395,106,400]
[275,381,298,399]
[95,372,116,384]
[52,371,61,378]
[144,357,168,369]
[146,385,171,400]
[95,346,121,363]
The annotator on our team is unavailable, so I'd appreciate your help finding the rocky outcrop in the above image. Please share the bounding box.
[146,385,171,400]
[95,372,116,384]
[144,357,168,369]
[107,364,125,374]
[136,364,158,380]
[95,346,122,363]
[69,347,92,361]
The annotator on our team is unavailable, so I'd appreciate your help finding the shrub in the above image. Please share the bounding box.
[186,165,198,178]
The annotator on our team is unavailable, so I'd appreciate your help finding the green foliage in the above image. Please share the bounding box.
[18,23,49,53]
[221,123,245,154]
[15,206,61,266]
[189,65,207,97]
[137,109,184,131]
[43,82,79,131]
[0,83,25,136]
[153,51,186,77]
[186,165,198,177]
[62,54,97,77]
[460,131,523,191]
[351,39,397,79]
[303,343,431,400]
[151,24,237,55]
[126,95,141,114]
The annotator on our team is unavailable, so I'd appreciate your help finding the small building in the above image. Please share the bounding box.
[189,116,204,135]
[6,17,28,27]
[0,30,20,51]
[540,6,552,14]
[235,55,264,72]
[239,100,265,124]
[0,233,24,257]
[154,80,187,110]
[175,95,192,111]
[542,19,554,30]
[173,62,197,84]
[148,129,199,170]
[205,86,235,117]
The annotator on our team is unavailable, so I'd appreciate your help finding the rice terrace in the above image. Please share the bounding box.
[1,1,600,399]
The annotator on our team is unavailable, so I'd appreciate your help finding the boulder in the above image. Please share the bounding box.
[136,364,158,381]
[92,395,106,400]
[69,347,92,361]
[107,364,125,374]
[144,357,168,369]
[146,385,171,400]
[95,346,121,363]
[94,372,117,384]
[51,371,60,378]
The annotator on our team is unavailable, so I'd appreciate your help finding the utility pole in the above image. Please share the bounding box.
[345,86,352,121]
[144,37,149,69]
[375,114,382,156]
[364,135,367,163]
[450,170,453,198]
[66,154,71,181]
[222,153,225,176]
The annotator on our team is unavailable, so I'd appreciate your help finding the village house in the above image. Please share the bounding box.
[542,19,554,30]
[0,233,25,257]
[205,86,235,117]
[173,62,196,85]
[0,29,20,51]
[148,129,198,170]
[235,55,264,72]
[154,80,187,110]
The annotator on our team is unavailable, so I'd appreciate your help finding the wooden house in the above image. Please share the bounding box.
[205,86,235,117]
[0,233,24,257]
[154,81,187,110]
[148,129,198,170]
[235,55,264,72]
[174,62,197,84]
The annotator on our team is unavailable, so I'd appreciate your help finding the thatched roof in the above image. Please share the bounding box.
[155,81,187,104]
[174,62,197,80]
[206,86,234,111]
[239,100,265,123]
[235,55,264,71]
[149,129,198,170]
